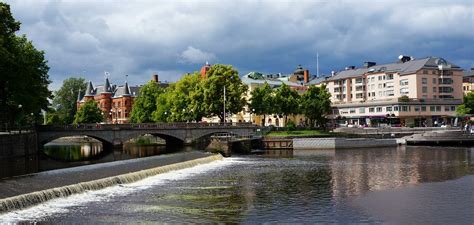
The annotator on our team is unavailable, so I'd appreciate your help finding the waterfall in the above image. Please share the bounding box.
[0,154,223,214]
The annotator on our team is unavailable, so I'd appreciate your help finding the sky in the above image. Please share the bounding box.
[5,0,474,90]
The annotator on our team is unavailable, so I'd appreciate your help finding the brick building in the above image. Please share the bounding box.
[77,74,166,123]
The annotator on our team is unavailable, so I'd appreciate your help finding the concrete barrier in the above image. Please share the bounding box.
[293,137,398,150]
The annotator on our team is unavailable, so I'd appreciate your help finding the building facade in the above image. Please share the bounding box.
[77,74,166,124]
[314,56,464,127]
[462,68,474,94]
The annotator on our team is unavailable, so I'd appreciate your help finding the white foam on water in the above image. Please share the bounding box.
[0,157,241,223]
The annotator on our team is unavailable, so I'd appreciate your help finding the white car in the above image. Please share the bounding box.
[470,127,474,134]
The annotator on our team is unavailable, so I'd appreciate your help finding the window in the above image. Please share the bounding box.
[378,76,383,81]
[421,106,426,111]
[377,107,382,112]
[436,106,441,111]
[433,78,436,84]
[423,70,428,74]
[439,87,454,93]
[400,79,409,86]
[445,106,450,111]
[386,82,394,88]
[432,70,438,75]
[433,87,437,93]
[378,91,383,96]
[371,77,375,82]
[451,106,456,111]
[394,106,400,111]
[378,84,383,89]
[402,106,409,112]
[385,90,394,96]
[400,88,409,95]
[430,106,435,111]
[422,87,428,93]
[422,78,427,84]
[439,78,453,84]
[355,78,363,84]
[386,74,394,80]
[386,106,393,111]
[414,107,420,112]
[359,108,365,113]
[369,108,375,113]
[356,93,364,98]
[350,109,356,114]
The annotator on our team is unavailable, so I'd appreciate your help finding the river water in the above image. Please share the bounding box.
[1,145,473,224]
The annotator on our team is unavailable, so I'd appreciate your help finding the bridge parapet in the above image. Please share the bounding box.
[37,122,256,131]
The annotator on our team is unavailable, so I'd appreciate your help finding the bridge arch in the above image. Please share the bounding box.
[120,130,185,146]
[39,133,113,147]
[190,129,251,143]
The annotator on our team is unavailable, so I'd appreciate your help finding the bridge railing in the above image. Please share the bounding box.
[36,122,257,131]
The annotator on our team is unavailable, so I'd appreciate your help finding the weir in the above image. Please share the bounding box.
[0,154,223,214]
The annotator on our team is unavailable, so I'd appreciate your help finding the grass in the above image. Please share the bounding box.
[266,130,331,137]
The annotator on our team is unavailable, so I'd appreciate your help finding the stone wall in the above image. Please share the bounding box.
[0,132,38,159]
[293,137,398,150]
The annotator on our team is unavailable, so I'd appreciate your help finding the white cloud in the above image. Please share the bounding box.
[178,46,217,65]
[5,0,473,89]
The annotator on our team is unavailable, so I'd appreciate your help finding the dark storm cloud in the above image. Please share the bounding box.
[5,0,474,90]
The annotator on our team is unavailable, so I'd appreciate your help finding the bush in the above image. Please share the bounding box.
[286,120,296,132]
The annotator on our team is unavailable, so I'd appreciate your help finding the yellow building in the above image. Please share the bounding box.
[462,68,474,95]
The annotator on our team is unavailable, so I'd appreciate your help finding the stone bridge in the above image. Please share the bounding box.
[36,123,257,147]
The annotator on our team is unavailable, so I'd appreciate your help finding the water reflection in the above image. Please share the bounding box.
[43,142,104,162]
[329,146,474,199]
[0,138,178,179]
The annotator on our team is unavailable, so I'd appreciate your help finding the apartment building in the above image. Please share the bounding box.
[316,56,463,127]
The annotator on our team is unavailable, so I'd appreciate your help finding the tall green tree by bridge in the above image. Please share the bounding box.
[74,100,103,124]
[48,78,87,124]
[273,83,300,125]
[249,82,274,126]
[130,81,164,123]
[201,64,248,122]
[0,3,51,129]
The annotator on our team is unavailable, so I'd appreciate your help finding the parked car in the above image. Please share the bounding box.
[470,127,474,134]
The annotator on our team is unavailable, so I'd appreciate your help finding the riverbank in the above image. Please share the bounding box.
[0,151,222,213]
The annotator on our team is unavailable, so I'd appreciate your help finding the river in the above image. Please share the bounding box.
[1,145,473,224]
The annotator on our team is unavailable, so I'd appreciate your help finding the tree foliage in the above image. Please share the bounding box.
[49,77,86,124]
[457,91,474,116]
[153,73,205,122]
[273,83,300,123]
[299,85,332,128]
[130,81,163,123]
[74,100,103,124]
[201,64,248,122]
[0,3,51,127]
[249,82,274,126]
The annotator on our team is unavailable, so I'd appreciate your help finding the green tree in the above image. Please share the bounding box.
[456,91,474,117]
[201,64,248,122]
[299,85,332,128]
[0,3,51,128]
[273,83,300,124]
[130,81,163,123]
[153,73,205,122]
[249,82,274,126]
[51,77,86,124]
[74,100,103,124]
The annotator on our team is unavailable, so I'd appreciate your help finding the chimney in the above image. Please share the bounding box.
[152,73,159,82]
[304,69,309,83]
[398,55,412,63]
[364,62,376,68]
[345,66,356,70]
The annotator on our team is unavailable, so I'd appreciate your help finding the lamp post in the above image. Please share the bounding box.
[223,85,226,123]
[18,104,23,133]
